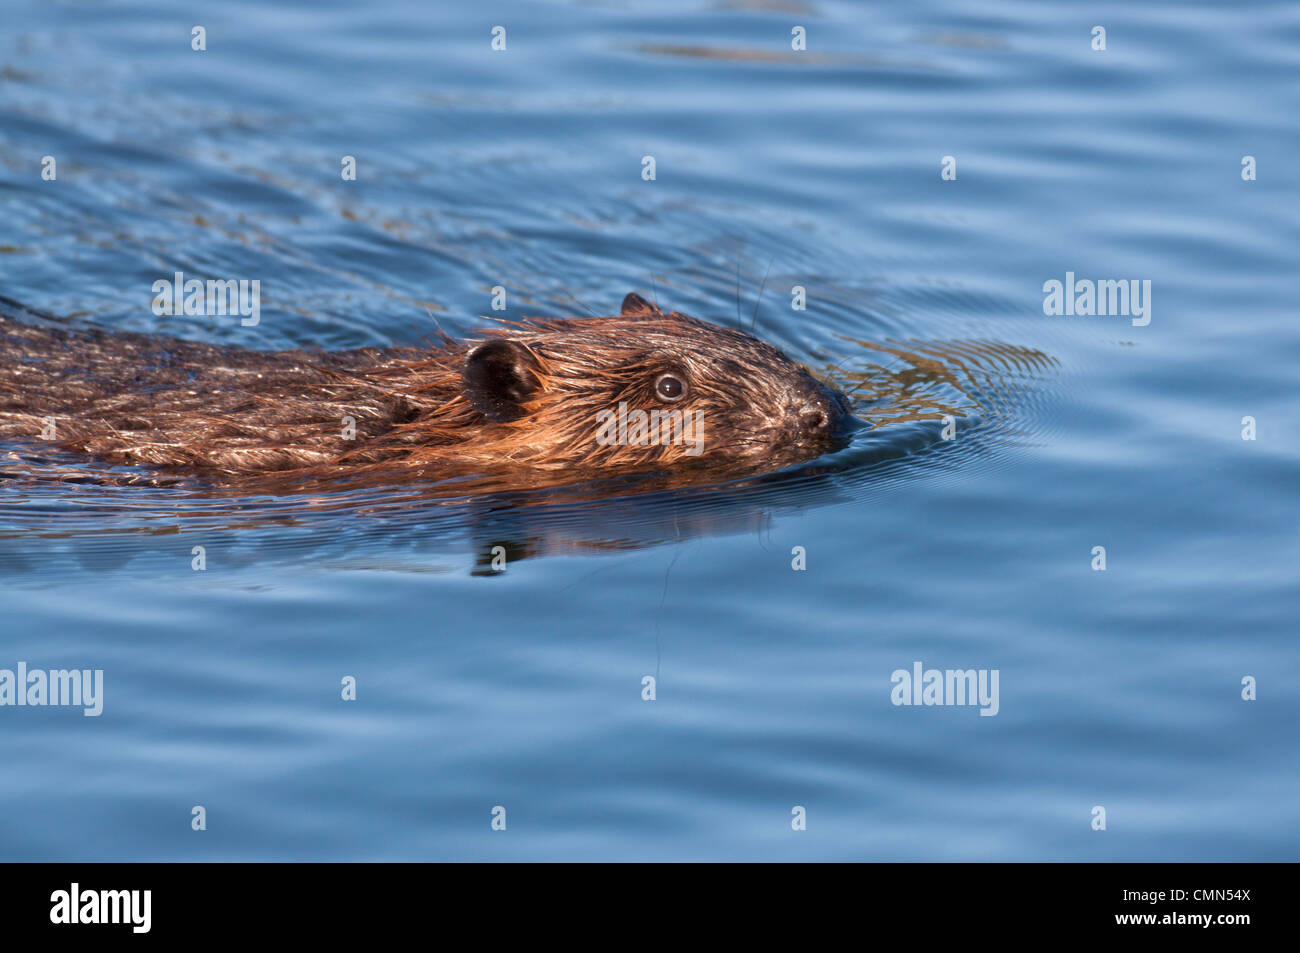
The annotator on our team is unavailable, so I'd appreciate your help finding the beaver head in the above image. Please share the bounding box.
[456,293,859,473]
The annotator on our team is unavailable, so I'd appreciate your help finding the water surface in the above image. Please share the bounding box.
[0,0,1297,860]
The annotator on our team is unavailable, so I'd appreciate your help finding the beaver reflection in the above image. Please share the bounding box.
[0,292,859,491]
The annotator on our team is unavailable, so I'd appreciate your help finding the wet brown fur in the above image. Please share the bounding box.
[0,294,855,488]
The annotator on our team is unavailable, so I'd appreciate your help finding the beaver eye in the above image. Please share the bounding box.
[654,372,687,402]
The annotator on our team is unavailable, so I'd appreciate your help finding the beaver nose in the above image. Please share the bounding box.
[801,407,831,433]
[796,379,859,439]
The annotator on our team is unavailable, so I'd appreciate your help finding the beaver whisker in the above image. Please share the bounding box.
[748,255,775,336]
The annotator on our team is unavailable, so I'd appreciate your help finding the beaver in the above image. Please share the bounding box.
[0,293,858,489]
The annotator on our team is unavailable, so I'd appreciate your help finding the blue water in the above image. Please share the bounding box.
[1,0,1297,860]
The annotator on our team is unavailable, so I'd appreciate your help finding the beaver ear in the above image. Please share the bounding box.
[621,292,662,317]
[463,339,541,423]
